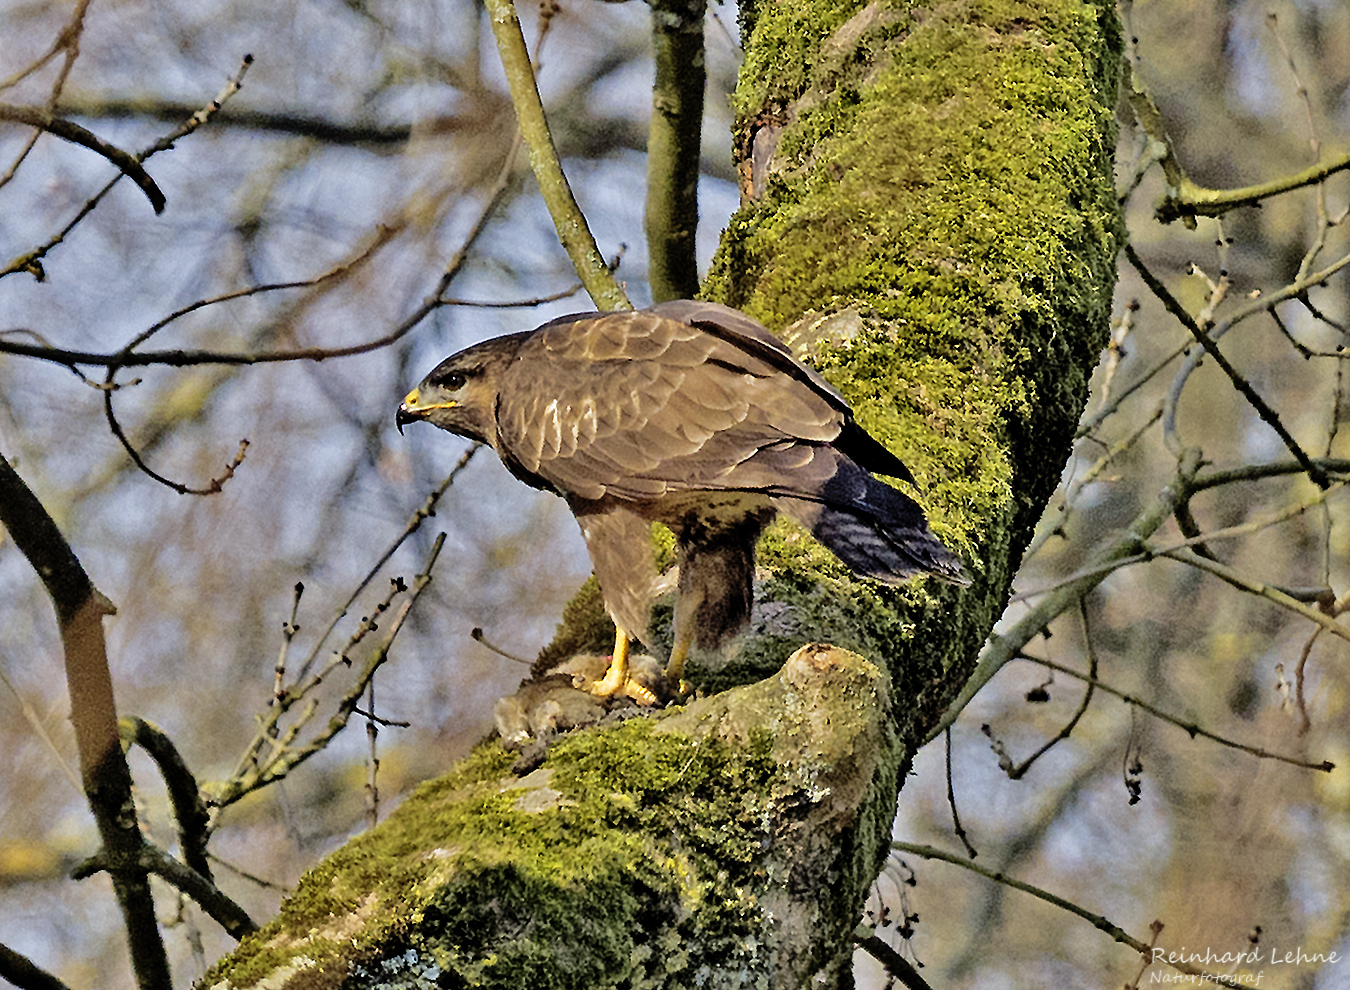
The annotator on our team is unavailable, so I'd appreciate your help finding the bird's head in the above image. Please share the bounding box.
[396,333,527,442]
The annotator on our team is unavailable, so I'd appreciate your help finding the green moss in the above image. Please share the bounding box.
[207,649,905,989]
[208,720,807,988]
[703,0,1121,709]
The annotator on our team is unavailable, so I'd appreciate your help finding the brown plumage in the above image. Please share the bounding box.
[397,300,967,700]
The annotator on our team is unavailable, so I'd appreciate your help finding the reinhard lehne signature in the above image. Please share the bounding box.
[1149,945,1343,986]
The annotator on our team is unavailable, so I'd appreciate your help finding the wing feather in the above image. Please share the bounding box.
[495,308,850,501]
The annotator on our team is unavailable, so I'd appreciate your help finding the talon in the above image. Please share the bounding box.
[664,639,691,699]
[587,655,630,699]
[621,680,659,706]
[588,627,631,695]
[583,627,658,705]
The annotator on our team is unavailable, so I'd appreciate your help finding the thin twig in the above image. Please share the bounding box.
[0,104,165,212]
[944,727,977,857]
[275,582,304,700]
[0,0,91,199]
[0,0,90,91]
[1018,654,1333,772]
[1160,545,1350,646]
[209,531,449,813]
[471,626,534,665]
[1011,474,1345,604]
[292,446,478,684]
[891,841,1250,987]
[1127,243,1329,487]
[1005,599,1098,779]
[2,55,253,281]
[1024,405,1162,564]
[207,852,291,892]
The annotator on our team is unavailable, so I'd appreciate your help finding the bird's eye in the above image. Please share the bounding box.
[437,371,467,390]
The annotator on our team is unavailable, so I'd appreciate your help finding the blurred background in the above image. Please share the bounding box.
[0,1,1347,987]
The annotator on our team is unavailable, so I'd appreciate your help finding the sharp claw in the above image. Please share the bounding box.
[587,660,629,698]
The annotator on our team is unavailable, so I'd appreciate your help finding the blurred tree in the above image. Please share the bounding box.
[0,0,1346,989]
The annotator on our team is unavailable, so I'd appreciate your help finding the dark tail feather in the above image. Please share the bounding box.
[773,457,969,586]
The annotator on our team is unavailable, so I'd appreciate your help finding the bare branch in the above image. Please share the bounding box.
[1,55,253,281]
[891,841,1249,987]
[0,943,72,990]
[0,453,171,988]
[208,533,447,811]
[1019,654,1334,773]
[482,0,630,310]
[0,104,165,212]
[1127,243,1329,487]
[925,449,1204,745]
[944,727,977,858]
[291,446,479,684]
[854,934,934,990]
[1160,545,1350,647]
[118,717,212,880]
[136,845,257,941]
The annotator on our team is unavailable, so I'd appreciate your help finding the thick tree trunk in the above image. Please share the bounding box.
[702,0,1122,719]
[204,1,1121,986]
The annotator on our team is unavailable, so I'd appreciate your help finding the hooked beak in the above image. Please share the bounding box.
[396,387,456,435]
[396,388,425,435]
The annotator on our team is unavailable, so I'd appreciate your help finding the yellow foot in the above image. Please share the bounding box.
[582,659,660,706]
[664,640,692,701]
[581,629,661,705]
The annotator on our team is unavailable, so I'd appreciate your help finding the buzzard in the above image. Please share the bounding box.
[396,300,967,702]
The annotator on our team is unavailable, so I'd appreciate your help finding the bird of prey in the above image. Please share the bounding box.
[397,300,967,702]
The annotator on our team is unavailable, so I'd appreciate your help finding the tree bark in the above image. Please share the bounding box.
[203,0,1121,986]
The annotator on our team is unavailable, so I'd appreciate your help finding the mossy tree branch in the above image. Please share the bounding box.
[645,0,707,301]
[206,646,903,987]
[701,0,1122,731]
[1155,148,1350,224]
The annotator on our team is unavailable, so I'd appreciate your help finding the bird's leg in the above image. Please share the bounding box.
[589,626,633,698]
[664,634,692,695]
[663,583,701,697]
